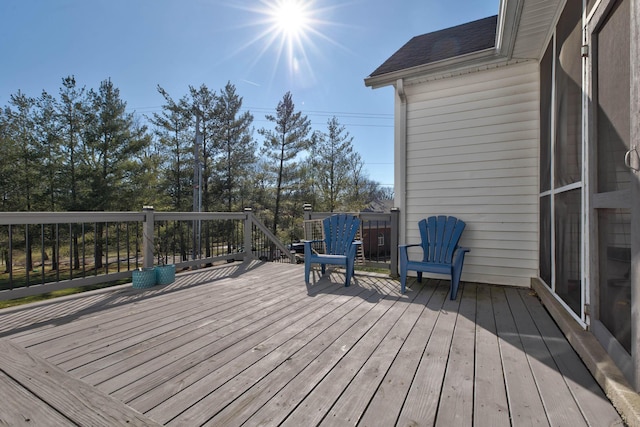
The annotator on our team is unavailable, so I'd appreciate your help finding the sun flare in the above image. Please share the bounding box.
[226,0,347,85]
[271,0,310,38]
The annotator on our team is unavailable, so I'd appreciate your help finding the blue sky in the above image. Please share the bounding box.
[1,0,498,191]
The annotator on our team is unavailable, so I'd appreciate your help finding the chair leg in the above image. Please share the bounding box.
[450,278,459,300]
[344,256,355,287]
[304,259,311,284]
[450,268,461,300]
[400,269,407,293]
[450,249,468,300]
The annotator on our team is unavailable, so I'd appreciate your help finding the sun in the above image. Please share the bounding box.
[260,0,320,78]
[224,0,347,85]
[270,0,310,39]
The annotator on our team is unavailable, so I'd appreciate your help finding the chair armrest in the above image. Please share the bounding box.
[453,246,470,255]
[303,239,325,257]
[399,243,422,263]
[399,243,421,249]
[452,246,470,266]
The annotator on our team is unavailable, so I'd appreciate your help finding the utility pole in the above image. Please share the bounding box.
[192,114,202,264]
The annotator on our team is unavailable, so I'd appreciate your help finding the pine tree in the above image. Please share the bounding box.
[188,84,220,260]
[58,76,87,212]
[83,79,150,211]
[151,85,193,211]
[5,91,39,270]
[35,91,63,270]
[83,78,150,267]
[213,82,257,256]
[311,116,355,212]
[58,76,89,269]
[215,82,256,212]
[188,84,219,213]
[150,86,194,261]
[259,92,311,236]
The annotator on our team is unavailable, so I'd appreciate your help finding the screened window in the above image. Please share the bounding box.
[540,42,553,193]
[539,195,551,286]
[554,189,582,314]
[554,0,582,188]
[596,0,630,193]
[539,3,584,320]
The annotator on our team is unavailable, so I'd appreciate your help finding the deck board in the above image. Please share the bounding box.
[473,282,510,427]
[245,279,425,426]
[124,280,364,414]
[200,290,404,426]
[505,287,588,426]
[0,370,74,426]
[296,281,436,427]
[522,288,623,426]
[492,285,549,426]
[357,282,449,427]
[435,282,477,427]
[396,283,462,426]
[0,261,624,426]
[0,339,160,426]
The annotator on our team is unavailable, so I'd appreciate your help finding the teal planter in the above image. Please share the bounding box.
[155,264,176,285]
[132,268,157,289]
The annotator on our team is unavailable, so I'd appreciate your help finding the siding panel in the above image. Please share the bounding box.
[403,62,539,287]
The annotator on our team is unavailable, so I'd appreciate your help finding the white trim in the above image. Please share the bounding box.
[365,49,502,89]
[550,32,557,292]
[581,0,591,325]
[394,79,408,248]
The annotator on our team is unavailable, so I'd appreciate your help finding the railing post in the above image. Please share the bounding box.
[303,203,312,221]
[142,206,155,269]
[390,207,400,278]
[244,208,253,261]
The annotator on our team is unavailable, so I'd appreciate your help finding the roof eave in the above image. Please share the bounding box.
[364,47,501,89]
[364,0,524,89]
[495,0,524,58]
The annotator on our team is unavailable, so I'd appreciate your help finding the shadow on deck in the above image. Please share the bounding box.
[0,262,624,426]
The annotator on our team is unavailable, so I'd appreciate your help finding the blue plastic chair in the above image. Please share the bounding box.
[399,216,470,299]
[304,214,361,287]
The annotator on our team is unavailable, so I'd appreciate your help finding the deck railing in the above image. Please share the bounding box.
[0,207,399,301]
[302,207,399,275]
[0,208,294,301]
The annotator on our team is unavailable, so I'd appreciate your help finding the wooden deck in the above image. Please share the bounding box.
[0,261,624,426]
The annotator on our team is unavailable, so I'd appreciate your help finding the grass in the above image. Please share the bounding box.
[0,280,130,310]
[0,256,133,310]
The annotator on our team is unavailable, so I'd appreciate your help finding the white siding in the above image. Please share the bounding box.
[401,62,539,287]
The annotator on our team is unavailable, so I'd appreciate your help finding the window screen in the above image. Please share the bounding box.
[540,41,553,192]
[596,0,630,193]
[554,0,582,187]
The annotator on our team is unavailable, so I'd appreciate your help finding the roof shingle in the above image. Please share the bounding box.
[369,15,498,77]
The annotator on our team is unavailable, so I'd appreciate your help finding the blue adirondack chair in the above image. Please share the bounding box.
[304,214,362,287]
[399,216,470,300]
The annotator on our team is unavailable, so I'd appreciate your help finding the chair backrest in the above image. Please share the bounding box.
[322,214,361,255]
[418,216,466,264]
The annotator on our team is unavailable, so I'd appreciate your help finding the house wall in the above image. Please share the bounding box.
[400,61,540,287]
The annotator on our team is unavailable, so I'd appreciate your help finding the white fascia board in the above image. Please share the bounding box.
[364,48,503,89]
